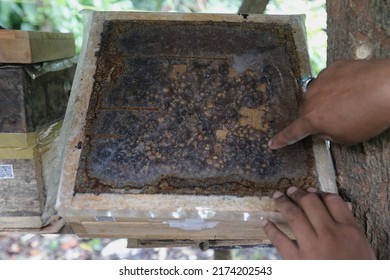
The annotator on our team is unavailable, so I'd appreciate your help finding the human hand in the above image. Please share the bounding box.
[262,187,376,259]
[268,59,390,149]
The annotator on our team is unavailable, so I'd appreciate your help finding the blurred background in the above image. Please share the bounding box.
[0,0,326,73]
[0,0,326,260]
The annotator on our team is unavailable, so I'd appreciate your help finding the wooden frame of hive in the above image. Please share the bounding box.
[55,11,336,244]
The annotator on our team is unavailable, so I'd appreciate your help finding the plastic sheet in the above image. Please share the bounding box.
[0,121,62,159]
[23,56,77,80]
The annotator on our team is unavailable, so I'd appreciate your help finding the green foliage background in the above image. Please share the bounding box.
[0,0,326,74]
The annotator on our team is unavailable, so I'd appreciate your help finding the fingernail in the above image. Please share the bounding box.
[273,191,284,199]
[268,139,278,150]
[287,186,298,195]
[261,218,269,227]
[306,187,317,193]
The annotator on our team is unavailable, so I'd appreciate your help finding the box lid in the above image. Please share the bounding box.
[0,30,75,63]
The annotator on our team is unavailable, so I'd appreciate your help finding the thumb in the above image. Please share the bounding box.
[268,117,313,149]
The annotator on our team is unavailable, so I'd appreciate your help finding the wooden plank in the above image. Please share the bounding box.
[74,209,292,240]
[1,217,65,233]
[127,239,270,249]
[0,30,75,63]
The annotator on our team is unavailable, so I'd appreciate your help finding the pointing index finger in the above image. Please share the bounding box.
[268,116,313,149]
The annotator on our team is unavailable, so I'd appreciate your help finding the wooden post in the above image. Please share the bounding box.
[327,0,390,259]
[238,0,270,14]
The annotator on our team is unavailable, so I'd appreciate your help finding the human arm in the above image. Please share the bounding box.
[268,59,390,149]
[262,187,376,260]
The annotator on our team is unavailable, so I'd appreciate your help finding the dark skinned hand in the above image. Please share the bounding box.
[269,59,390,149]
[262,187,376,260]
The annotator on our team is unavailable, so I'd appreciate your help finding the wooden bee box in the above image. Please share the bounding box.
[56,12,336,244]
[0,64,75,231]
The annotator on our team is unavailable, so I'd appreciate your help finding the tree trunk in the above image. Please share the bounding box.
[327,0,390,259]
[238,0,269,14]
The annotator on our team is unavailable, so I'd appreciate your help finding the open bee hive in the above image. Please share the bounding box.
[56,12,336,242]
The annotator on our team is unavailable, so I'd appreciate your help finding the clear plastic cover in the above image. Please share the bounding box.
[74,19,315,196]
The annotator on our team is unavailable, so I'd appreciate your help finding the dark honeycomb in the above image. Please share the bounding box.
[74,20,317,196]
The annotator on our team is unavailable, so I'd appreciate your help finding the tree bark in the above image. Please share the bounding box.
[238,0,269,14]
[327,0,390,259]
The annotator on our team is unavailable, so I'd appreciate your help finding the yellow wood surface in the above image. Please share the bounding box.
[0,30,75,63]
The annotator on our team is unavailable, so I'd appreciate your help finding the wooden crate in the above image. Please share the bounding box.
[56,12,336,244]
[0,64,75,231]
